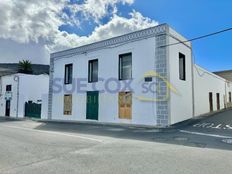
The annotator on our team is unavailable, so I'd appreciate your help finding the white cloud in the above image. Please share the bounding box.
[90,11,158,41]
[0,0,158,64]
[48,10,158,52]
[69,0,134,23]
[0,0,66,43]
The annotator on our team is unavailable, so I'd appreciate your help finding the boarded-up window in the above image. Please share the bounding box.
[64,94,72,115]
[118,92,132,119]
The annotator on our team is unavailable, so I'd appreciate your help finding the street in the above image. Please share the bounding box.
[1,109,232,174]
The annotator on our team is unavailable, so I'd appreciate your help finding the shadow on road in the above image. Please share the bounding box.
[2,109,232,151]
[0,117,24,123]
[32,109,232,151]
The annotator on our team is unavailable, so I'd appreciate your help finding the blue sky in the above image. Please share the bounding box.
[131,0,232,72]
[60,0,232,72]
[0,0,231,70]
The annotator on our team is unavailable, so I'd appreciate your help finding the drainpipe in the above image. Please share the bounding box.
[14,75,20,118]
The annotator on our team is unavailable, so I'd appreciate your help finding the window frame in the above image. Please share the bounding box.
[88,59,99,83]
[64,64,73,85]
[144,77,152,82]
[63,94,72,115]
[179,53,186,81]
[6,85,12,92]
[119,53,132,81]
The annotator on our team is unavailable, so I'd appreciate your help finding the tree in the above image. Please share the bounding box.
[18,60,33,74]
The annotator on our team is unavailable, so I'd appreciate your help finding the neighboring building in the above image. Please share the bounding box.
[214,70,232,82]
[0,64,49,119]
[47,24,232,127]
[194,65,232,116]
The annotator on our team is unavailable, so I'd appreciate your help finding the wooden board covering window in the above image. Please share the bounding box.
[64,95,72,115]
[118,92,132,119]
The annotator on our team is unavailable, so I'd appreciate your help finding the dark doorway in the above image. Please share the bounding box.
[25,101,41,119]
[86,91,99,120]
[209,92,213,112]
[5,100,11,116]
[229,92,232,103]
[216,93,220,110]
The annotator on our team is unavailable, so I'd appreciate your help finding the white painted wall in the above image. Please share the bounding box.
[50,26,232,126]
[51,37,158,125]
[194,65,227,116]
[0,75,18,117]
[168,27,194,125]
[0,74,49,118]
[18,74,49,118]
[226,82,232,98]
[225,82,232,108]
[41,94,48,119]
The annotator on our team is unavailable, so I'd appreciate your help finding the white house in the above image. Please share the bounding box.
[0,73,49,119]
[194,65,232,116]
[47,24,232,127]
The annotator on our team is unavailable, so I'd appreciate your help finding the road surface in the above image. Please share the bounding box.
[1,109,232,174]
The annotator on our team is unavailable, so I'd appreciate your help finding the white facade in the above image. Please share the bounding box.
[194,65,232,116]
[48,24,232,127]
[168,28,194,124]
[51,36,158,125]
[0,73,49,118]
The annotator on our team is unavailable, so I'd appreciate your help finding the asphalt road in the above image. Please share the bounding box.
[0,109,232,174]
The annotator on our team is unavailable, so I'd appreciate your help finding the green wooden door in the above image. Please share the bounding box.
[25,102,41,119]
[86,91,99,120]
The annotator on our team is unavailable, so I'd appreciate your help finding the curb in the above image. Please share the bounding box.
[1,108,231,130]
[37,119,164,129]
[0,116,164,129]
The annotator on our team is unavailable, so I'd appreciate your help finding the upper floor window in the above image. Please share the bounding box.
[6,85,12,92]
[179,53,186,81]
[144,77,152,82]
[88,59,98,83]
[64,64,73,84]
[119,53,132,80]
